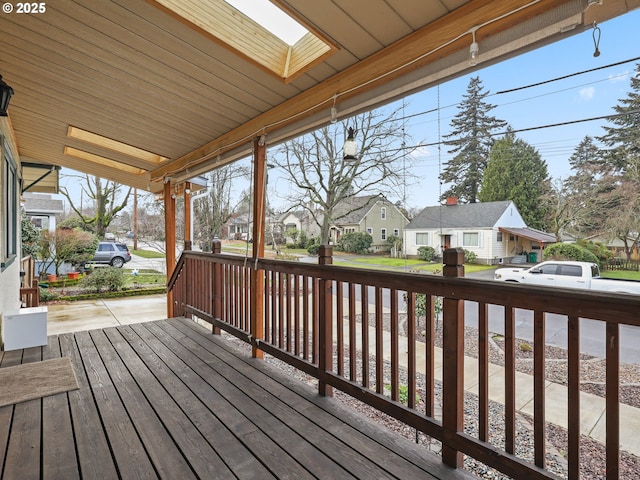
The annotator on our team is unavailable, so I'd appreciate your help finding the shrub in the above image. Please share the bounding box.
[81,267,126,293]
[543,242,600,264]
[417,246,436,262]
[336,232,373,254]
[464,249,477,264]
[306,237,321,255]
[39,287,59,303]
[576,239,614,263]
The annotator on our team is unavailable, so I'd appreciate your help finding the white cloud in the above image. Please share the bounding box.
[579,86,595,100]
[609,71,630,83]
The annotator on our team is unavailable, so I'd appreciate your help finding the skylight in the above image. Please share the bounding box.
[225,0,307,46]
[150,0,336,82]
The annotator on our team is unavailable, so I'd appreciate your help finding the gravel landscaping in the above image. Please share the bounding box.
[218,314,640,479]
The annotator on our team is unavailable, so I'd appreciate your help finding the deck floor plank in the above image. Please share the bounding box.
[0,317,475,480]
[141,321,356,479]
[42,336,80,480]
[2,346,42,480]
[115,324,280,480]
[74,330,159,479]
[98,326,245,479]
[153,319,434,480]
[58,333,120,480]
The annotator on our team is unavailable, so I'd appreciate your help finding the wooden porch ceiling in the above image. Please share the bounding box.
[1,0,637,195]
[0,318,474,480]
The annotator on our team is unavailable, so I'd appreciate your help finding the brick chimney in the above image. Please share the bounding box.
[445,196,458,205]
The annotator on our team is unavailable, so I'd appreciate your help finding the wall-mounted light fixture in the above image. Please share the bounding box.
[0,75,14,116]
[343,127,358,161]
[469,27,479,66]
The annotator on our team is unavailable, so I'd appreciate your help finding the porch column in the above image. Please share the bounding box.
[250,136,266,359]
[164,180,176,317]
[318,245,333,397]
[441,248,465,468]
[184,181,192,251]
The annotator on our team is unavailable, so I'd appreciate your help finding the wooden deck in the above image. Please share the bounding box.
[0,317,473,480]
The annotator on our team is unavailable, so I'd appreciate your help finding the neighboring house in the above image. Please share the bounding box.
[225,214,250,240]
[329,195,409,252]
[403,198,556,264]
[277,210,321,243]
[22,192,64,233]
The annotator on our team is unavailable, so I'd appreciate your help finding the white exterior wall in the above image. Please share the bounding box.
[1,125,23,346]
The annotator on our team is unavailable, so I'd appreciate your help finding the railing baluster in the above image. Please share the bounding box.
[349,283,357,382]
[406,291,416,410]
[534,310,546,467]
[375,286,384,394]
[294,274,300,356]
[479,301,489,442]
[426,294,434,418]
[336,280,344,376]
[391,288,399,402]
[361,284,369,389]
[303,276,310,361]
[606,321,620,480]
[505,305,516,454]
[567,314,580,479]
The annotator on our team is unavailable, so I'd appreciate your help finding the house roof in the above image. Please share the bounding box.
[1,1,630,197]
[499,227,556,244]
[406,200,514,229]
[22,193,64,215]
[333,195,382,225]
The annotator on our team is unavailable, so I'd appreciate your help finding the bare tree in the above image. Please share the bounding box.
[60,174,131,239]
[193,163,250,250]
[271,109,413,243]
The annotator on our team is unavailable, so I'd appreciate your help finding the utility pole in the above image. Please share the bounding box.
[133,188,138,250]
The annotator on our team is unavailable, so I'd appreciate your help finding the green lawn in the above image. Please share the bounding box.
[601,269,640,281]
[131,248,165,259]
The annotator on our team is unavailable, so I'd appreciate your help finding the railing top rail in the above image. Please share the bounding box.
[175,251,640,325]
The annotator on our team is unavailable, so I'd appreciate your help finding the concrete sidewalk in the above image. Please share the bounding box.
[46,294,167,336]
[45,295,639,456]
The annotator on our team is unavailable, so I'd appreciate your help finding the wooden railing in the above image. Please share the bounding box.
[168,244,640,479]
[19,255,39,307]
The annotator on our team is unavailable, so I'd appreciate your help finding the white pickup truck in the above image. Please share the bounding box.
[494,260,640,295]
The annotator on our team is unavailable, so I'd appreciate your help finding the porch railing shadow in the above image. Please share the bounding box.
[168,243,639,480]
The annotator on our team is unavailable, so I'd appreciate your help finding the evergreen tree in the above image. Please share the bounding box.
[479,130,550,229]
[597,62,640,179]
[440,76,507,203]
[595,63,640,259]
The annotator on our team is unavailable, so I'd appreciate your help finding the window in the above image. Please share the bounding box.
[2,139,18,270]
[381,228,387,240]
[415,232,429,245]
[462,232,479,247]
[366,227,373,235]
[393,228,399,237]
[558,265,582,277]
[497,232,503,242]
[380,207,387,220]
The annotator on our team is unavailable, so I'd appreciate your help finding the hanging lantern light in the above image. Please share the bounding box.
[0,75,14,117]
[343,127,358,161]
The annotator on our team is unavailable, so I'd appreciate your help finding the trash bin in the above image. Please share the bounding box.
[528,252,537,263]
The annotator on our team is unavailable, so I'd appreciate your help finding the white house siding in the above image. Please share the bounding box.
[1,127,23,343]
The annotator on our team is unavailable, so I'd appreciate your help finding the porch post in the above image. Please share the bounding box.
[250,136,266,359]
[184,181,192,251]
[164,180,177,317]
[441,247,465,468]
[318,245,333,397]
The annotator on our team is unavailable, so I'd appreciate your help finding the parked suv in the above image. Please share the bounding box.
[92,241,131,267]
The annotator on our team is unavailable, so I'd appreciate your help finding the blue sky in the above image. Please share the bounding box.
[398,8,640,209]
